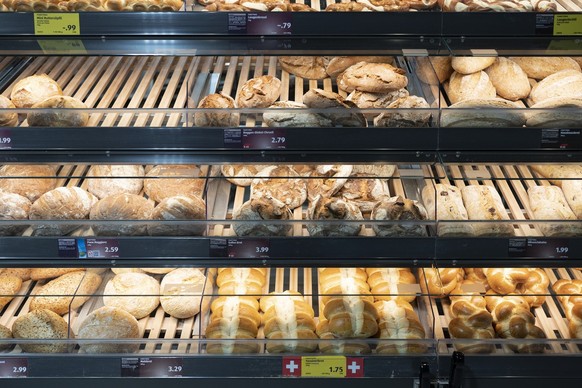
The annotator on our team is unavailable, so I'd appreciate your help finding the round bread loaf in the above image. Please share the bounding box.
[30,268,84,281]
[221,164,270,187]
[338,62,408,93]
[148,194,206,236]
[336,173,390,213]
[346,89,409,110]
[0,190,31,236]
[0,275,22,311]
[194,93,239,127]
[451,57,496,74]
[77,306,140,353]
[103,272,160,319]
[141,268,176,274]
[27,96,89,127]
[509,57,581,80]
[303,88,366,127]
[307,164,353,200]
[447,71,496,104]
[29,187,98,236]
[527,97,582,127]
[415,57,453,85]
[529,69,582,104]
[326,56,395,78]
[251,165,307,209]
[441,99,526,128]
[0,165,57,202]
[485,57,531,101]
[160,268,208,318]
[307,195,363,237]
[90,193,154,236]
[573,57,582,68]
[263,101,332,127]
[233,196,293,236]
[30,271,102,315]
[0,324,13,352]
[373,96,431,128]
[10,74,63,108]
[236,75,281,108]
[12,309,72,353]
[278,56,330,80]
[86,165,145,199]
[371,195,428,237]
[144,165,205,203]
[0,95,18,127]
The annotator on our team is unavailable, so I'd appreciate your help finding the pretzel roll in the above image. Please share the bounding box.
[316,319,371,354]
[422,268,464,297]
[367,268,417,303]
[375,300,426,354]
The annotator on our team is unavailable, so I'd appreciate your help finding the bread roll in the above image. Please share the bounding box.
[10,74,63,108]
[527,97,582,127]
[278,56,330,80]
[148,194,206,236]
[236,75,281,108]
[0,274,22,311]
[316,319,371,354]
[0,95,18,126]
[530,70,582,104]
[485,57,531,101]
[326,56,394,78]
[338,62,408,93]
[0,324,12,352]
[447,71,496,104]
[232,195,292,237]
[12,309,72,353]
[322,285,379,338]
[30,271,102,315]
[354,0,410,12]
[553,279,582,338]
[307,195,363,237]
[461,185,514,236]
[373,96,431,128]
[30,268,84,281]
[375,300,426,354]
[78,306,140,353]
[527,185,582,237]
[103,272,160,319]
[194,93,239,127]
[303,88,366,127]
[0,165,57,202]
[421,183,474,236]
[336,173,390,212]
[86,165,145,199]
[160,268,208,319]
[366,268,417,303]
[221,164,270,187]
[216,267,266,297]
[451,57,496,74]
[144,165,205,203]
[90,193,154,236]
[251,165,307,209]
[29,187,97,236]
[415,56,453,85]
[307,164,353,200]
[319,268,369,302]
[27,96,88,127]
[371,195,428,237]
[509,57,581,80]
[0,190,31,236]
[421,268,464,297]
[484,268,549,308]
[441,98,525,128]
[262,101,332,127]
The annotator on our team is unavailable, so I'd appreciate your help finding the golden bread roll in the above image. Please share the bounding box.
[421,267,464,297]
[553,279,582,338]
[10,74,62,108]
[322,296,379,338]
[484,268,549,307]
[316,319,371,354]
[367,268,417,303]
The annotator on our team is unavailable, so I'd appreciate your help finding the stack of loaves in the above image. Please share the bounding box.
[436,56,582,128]
[0,0,183,11]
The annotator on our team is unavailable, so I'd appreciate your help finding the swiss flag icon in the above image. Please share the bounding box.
[282,356,302,377]
[346,357,364,378]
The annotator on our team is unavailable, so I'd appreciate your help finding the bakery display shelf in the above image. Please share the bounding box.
[0,55,439,163]
[443,36,582,57]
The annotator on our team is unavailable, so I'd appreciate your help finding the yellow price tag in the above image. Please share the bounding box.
[38,40,87,55]
[301,356,346,378]
[554,14,582,36]
[34,13,80,36]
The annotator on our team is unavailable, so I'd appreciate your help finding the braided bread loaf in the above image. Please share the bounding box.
[422,268,464,297]
[464,268,489,290]
[484,292,546,353]
[484,268,549,307]
[375,300,426,354]
[366,268,417,303]
[448,281,495,353]
[552,279,582,338]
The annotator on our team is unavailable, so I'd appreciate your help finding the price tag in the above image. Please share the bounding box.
[509,238,570,259]
[57,238,79,258]
[228,12,292,35]
[0,358,28,378]
[535,14,554,36]
[209,238,270,258]
[0,129,12,150]
[34,13,80,36]
[224,128,287,150]
[301,356,345,378]
[84,238,120,258]
[554,14,582,36]
[541,129,582,149]
[138,358,183,378]
[37,39,87,55]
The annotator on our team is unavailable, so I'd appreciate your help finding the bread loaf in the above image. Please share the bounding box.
[319,268,370,304]
[278,56,330,80]
[251,165,307,209]
[527,97,582,128]
[103,272,160,319]
[307,195,363,237]
[324,2,371,11]
[351,164,396,177]
[316,319,371,354]
[78,306,140,353]
[30,271,102,315]
[12,309,72,353]
[345,89,409,110]
[148,194,206,236]
[30,268,84,281]
[86,165,145,199]
[233,195,292,237]
[509,57,581,80]
[216,267,266,297]
[441,98,525,128]
[144,165,205,203]
[375,300,426,354]
[484,268,549,308]
[29,187,97,236]
[552,279,582,338]
[461,185,514,236]
[0,95,18,127]
[366,268,417,303]
[371,195,428,237]
[221,164,270,187]
[421,268,464,297]
[194,93,239,127]
[322,292,379,338]
[0,324,12,352]
[262,101,332,127]
[336,173,390,213]
[373,96,431,128]
[415,57,453,85]
[447,71,497,104]
[1,268,31,281]
[338,62,408,93]
[90,193,154,236]
[10,74,63,108]
[0,190,31,236]
[326,56,395,78]
[0,274,22,311]
[354,0,410,12]
[160,268,208,319]
[307,164,353,200]
[485,57,531,101]
[528,185,582,237]
[303,88,366,127]
[530,164,582,186]
[451,57,496,75]
[236,76,281,108]
[529,69,582,104]
[0,165,57,202]
[421,183,474,236]
[27,96,89,127]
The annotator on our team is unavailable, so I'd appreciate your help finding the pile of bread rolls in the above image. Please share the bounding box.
[438,0,556,11]
[0,0,182,11]
[433,56,582,128]
[199,0,437,11]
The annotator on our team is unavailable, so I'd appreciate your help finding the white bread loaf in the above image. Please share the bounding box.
[27,96,89,127]
[103,272,160,319]
[160,268,208,319]
[0,95,18,126]
[421,183,474,236]
[485,57,531,101]
[451,57,496,74]
[461,185,514,236]
[509,57,581,80]
[528,185,582,237]
[0,165,57,202]
[447,71,496,104]
[86,165,145,199]
[90,193,154,236]
[529,69,582,104]
[10,74,63,108]
[77,306,140,353]
[0,190,31,236]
